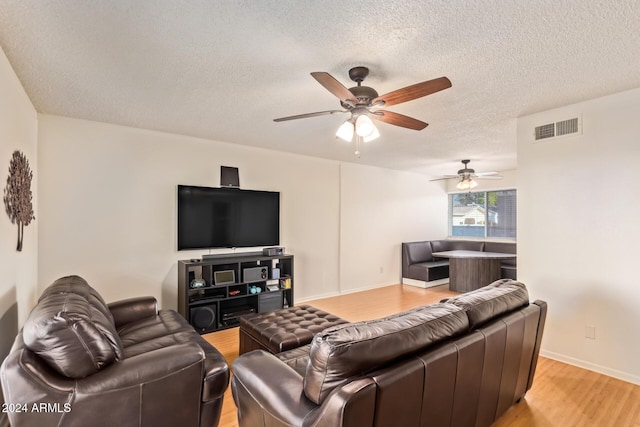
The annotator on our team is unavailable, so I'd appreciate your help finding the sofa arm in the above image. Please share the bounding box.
[303,378,377,427]
[2,342,207,427]
[108,296,158,329]
[3,342,206,398]
[527,300,547,391]
[232,350,317,427]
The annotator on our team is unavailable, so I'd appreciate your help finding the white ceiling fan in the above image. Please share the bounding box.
[431,160,503,190]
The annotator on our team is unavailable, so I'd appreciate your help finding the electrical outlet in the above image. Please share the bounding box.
[585,326,596,340]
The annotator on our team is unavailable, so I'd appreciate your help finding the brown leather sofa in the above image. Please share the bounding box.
[402,240,517,287]
[231,279,546,427]
[0,275,230,427]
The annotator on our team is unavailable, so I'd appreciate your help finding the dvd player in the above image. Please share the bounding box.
[220,306,255,326]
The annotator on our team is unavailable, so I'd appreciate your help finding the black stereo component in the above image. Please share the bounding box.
[262,247,284,256]
[190,305,217,333]
[220,306,255,327]
[243,266,268,282]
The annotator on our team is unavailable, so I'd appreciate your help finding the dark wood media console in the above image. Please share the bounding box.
[178,253,294,334]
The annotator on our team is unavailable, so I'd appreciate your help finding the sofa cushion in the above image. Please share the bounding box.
[276,344,311,377]
[431,239,485,252]
[118,309,230,401]
[303,303,468,404]
[501,265,517,280]
[484,242,517,267]
[408,261,450,282]
[414,260,449,269]
[404,241,434,263]
[22,275,124,379]
[483,241,515,254]
[441,279,529,329]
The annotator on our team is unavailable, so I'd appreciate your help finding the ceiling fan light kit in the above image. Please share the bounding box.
[363,125,380,142]
[335,120,355,142]
[354,114,377,137]
[274,66,452,156]
[431,159,504,189]
[457,177,478,190]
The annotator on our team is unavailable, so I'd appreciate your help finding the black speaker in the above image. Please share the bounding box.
[220,166,239,188]
[190,305,217,333]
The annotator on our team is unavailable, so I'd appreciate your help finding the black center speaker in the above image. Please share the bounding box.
[220,166,239,188]
[190,305,217,333]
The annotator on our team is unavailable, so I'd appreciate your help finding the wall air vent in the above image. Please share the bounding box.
[535,123,555,140]
[534,116,581,141]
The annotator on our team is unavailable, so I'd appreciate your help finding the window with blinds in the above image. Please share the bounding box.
[449,189,517,239]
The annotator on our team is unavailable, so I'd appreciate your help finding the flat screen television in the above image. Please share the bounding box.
[177,185,280,250]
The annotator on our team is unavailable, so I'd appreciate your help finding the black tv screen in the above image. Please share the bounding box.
[177,185,280,250]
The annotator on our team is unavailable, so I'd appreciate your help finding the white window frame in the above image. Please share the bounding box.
[448,188,517,241]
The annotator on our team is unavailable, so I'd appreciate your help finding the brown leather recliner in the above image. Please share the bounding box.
[231,280,546,427]
[1,275,229,427]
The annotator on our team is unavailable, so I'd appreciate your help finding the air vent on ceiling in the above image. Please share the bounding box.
[534,116,581,141]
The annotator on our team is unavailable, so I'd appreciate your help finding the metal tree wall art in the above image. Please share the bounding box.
[4,150,35,251]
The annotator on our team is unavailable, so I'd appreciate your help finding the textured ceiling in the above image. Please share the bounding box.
[1,0,639,178]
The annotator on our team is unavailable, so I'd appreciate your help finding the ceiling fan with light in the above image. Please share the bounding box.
[431,160,503,190]
[274,66,451,155]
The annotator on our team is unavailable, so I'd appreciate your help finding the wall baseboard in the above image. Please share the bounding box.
[296,291,341,303]
[402,277,449,288]
[296,281,398,304]
[338,281,398,297]
[541,349,640,386]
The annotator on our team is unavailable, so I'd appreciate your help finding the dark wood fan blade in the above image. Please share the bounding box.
[273,110,347,122]
[310,72,357,104]
[372,110,428,130]
[373,76,452,107]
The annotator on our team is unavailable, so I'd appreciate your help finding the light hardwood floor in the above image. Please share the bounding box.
[204,284,640,427]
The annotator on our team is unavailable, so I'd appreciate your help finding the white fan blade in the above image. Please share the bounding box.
[475,171,499,176]
[429,175,459,182]
[474,175,503,180]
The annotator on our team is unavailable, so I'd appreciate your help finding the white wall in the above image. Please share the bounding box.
[37,115,446,308]
[517,87,640,384]
[0,46,38,327]
[37,115,341,306]
[339,163,447,294]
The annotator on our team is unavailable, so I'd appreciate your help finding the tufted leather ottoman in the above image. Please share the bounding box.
[239,305,348,354]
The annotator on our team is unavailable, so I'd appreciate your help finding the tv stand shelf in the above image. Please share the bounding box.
[178,253,294,334]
